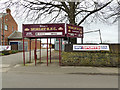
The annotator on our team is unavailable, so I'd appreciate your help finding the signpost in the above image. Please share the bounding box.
[22,23,84,66]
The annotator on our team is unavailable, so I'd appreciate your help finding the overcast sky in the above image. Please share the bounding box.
[0,0,118,44]
[15,17,118,44]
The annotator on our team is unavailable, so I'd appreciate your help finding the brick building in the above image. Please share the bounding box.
[0,9,41,51]
[8,31,41,51]
[0,8,18,45]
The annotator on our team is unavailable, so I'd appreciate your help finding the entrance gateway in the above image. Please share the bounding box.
[22,23,83,66]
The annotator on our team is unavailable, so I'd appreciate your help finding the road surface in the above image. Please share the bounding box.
[2,71,118,88]
[0,49,118,88]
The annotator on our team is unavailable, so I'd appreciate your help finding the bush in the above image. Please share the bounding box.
[61,51,119,67]
[0,53,4,56]
[2,51,10,55]
[11,50,19,54]
[1,50,19,55]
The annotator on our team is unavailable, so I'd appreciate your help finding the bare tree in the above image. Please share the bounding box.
[0,0,119,43]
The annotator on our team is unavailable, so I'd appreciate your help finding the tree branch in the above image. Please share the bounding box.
[78,0,113,25]
[75,10,92,16]
[61,2,69,13]
[24,0,67,12]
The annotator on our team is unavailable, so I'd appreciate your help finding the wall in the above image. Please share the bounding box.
[61,51,119,67]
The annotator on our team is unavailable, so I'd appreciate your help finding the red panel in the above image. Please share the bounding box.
[23,24,65,38]
[23,38,25,66]
[47,38,48,66]
[66,24,83,38]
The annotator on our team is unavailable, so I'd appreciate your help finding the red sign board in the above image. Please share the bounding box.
[66,24,83,38]
[23,24,65,38]
[23,23,83,38]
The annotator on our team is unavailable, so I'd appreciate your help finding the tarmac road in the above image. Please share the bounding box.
[2,71,118,88]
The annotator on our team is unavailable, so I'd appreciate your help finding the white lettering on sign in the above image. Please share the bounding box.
[0,46,11,51]
[26,32,33,36]
[73,45,109,51]
[35,32,62,36]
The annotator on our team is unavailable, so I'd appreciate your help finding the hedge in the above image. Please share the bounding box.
[0,50,19,56]
[61,51,119,67]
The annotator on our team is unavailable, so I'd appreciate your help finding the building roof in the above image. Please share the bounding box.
[8,31,22,39]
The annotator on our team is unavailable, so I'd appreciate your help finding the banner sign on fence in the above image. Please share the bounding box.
[67,24,83,38]
[23,24,65,38]
[73,45,109,51]
[0,45,11,51]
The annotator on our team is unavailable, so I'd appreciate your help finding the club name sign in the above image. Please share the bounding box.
[23,24,65,38]
[23,23,83,38]
[67,24,83,38]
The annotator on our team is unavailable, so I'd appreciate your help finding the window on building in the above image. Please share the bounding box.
[12,26,14,32]
[5,25,8,30]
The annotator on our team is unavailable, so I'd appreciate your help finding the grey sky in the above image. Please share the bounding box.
[0,0,118,44]
[16,17,118,44]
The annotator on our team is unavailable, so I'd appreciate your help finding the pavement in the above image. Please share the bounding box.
[0,49,118,75]
[1,49,49,67]
[2,61,118,76]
